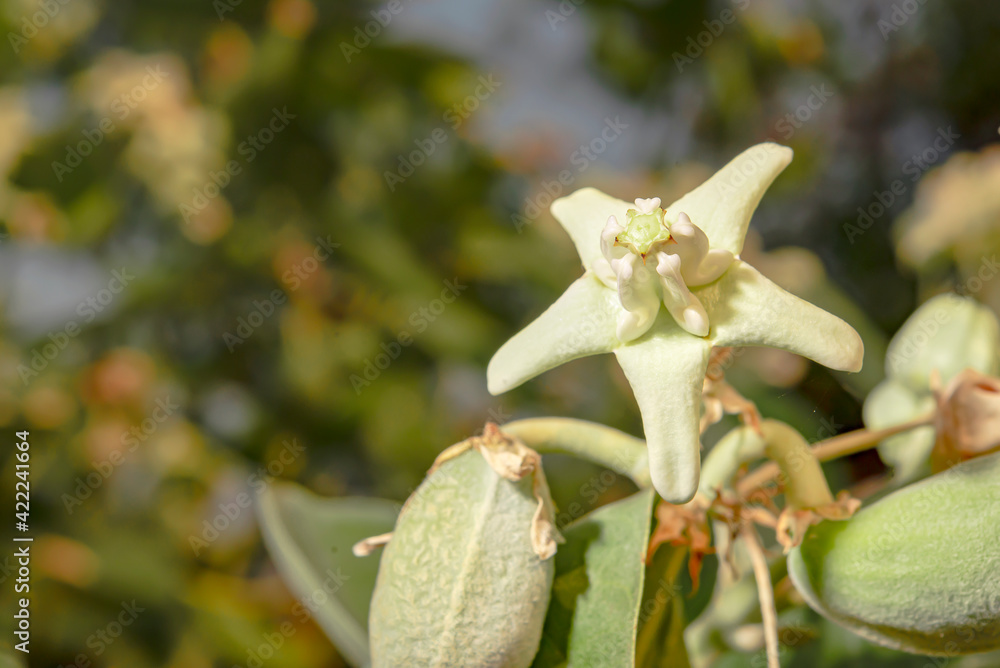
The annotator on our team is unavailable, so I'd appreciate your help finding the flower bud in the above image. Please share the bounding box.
[933,368,1000,467]
[368,428,557,667]
[788,451,1000,656]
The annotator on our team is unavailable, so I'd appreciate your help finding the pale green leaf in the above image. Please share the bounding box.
[256,483,399,667]
[369,448,553,667]
[533,489,656,667]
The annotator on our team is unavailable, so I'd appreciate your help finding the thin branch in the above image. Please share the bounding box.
[736,413,934,496]
[742,525,780,668]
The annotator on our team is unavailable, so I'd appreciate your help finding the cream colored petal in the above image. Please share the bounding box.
[487,275,619,394]
[883,294,1000,390]
[704,260,864,373]
[600,215,628,264]
[669,215,735,286]
[665,143,793,256]
[655,252,710,337]
[616,255,660,342]
[551,187,632,272]
[863,379,936,484]
[614,319,712,503]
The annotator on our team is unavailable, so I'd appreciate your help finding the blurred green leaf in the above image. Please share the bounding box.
[256,483,399,667]
[636,545,692,668]
[533,489,655,667]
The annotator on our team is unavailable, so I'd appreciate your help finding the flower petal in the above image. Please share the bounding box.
[665,143,792,256]
[616,255,660,342]
[669,214,735,286]
[487,275,619,394]
[614,319,712,503]
[883,294,1000,390]
[704,260,864,372]
[655,251,710,337]
[551,187,632,272]
[864,379,936,483]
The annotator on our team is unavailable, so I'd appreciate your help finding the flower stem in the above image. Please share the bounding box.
[735,414,935,496]
[742,525,780,668]
[501,417,652,488]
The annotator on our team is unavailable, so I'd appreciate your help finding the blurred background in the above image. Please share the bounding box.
[1,0,999,665]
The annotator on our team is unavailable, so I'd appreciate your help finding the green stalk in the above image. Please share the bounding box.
[502,417,652,489]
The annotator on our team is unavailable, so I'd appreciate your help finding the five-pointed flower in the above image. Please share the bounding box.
[487,143,864,503]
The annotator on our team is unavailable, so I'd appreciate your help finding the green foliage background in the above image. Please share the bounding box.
[1,0,999,665]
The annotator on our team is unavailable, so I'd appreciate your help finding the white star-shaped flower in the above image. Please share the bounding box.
[488,143,864,503]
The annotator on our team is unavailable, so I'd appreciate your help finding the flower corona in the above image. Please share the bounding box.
[594,197,735,340]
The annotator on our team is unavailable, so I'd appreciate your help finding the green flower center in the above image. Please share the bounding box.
[617,208,671,256]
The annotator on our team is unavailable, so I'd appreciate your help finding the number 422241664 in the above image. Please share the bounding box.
[15,431,29,527]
